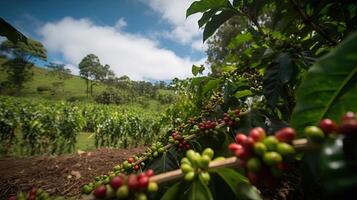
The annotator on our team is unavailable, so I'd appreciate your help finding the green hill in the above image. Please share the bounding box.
[0,57,175,111]
[0,58,106,100]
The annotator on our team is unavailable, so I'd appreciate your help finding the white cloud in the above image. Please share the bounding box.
[65,63,80,75]
[143,0,204,47]
[38,17,205,81]
[114,18,127,30]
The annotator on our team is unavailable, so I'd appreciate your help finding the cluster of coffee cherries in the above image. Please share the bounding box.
[142,142,165,160]
[120,157,142,172]
[91,169,158,200]
[222,109,240,127]
[7,187,69,200]
[228,127,296,187]
[180,148,214,184]
[304,111,357,142]
[198,120,218,134]
[168,131,191,152]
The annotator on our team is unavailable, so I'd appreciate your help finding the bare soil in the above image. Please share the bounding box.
[0,147,145,199]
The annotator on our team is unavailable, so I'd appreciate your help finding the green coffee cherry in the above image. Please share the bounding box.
[202,148,214,159]
[184,171,196,181]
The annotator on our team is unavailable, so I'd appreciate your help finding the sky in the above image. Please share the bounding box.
[0,0,208,81]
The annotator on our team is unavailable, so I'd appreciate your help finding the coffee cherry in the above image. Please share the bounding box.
[127,157,134,164]
[249,127,266,142]
[7,196,16,200]
[116,185,129,199]
[277,143,295,157]
[247,157,262,173]
[147,182,159,193]
[341,111,355,122]
[181,164,193,173]
[253,142,267,155]
[339,118,357,136]
[82,184,93,194]
[235,133,247,145]
[264,136,279,151]
[275,127,296,143]
[127,174,139,190]
[228,143,243,152]
[198,155,211,168]
[235,147,250,160]
[138,176,149,189]
[110,176,124,190]
[319,118,337,134]
[305,126,324,143]
[243,137,255,151]
[136,193,147,200]
[94,185,107,198]
[184,171,195,181]
[263,152,282,166]
[145,169,154,177]
[202,148,214,159]
[199,171,211,184]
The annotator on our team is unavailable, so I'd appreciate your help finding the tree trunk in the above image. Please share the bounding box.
[86,79,89,97]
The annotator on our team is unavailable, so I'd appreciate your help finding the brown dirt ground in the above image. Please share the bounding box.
[0,147,145,200]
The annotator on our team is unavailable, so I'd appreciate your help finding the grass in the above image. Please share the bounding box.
[75,132,96,152]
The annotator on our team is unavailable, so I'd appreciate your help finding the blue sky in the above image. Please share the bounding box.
[0,0,207,80]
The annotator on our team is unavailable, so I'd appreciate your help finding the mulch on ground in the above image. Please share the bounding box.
[0,147,145,199]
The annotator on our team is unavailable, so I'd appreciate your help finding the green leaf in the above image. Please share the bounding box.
[203,10,235,42]
[234,90,253,99]
[192,64,204,76]
[187,178,213,200]
[263,52,296,108]
[228,32,253,49]
[186,0,230,18]
[221,65,237,72]
[161,182,186,200]
[147,148,179,174]
[291,32,357,134]
[198,9,218,28]
[0,17,28,44]
[214,168,262,200]
[202,79,221,95]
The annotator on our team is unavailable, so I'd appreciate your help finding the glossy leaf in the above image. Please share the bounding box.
[235,90,253,99]
[0,17,27,44]
[203,79,221,95]
[147,148,179,174]
[187,178,213,200]
[186,0,230,18]
[203,10,235,42]
[228,32,253,49]
[214,168,262,200]
[192,64,205,76]
[291,32,357,134]
[161,182,186,200]
[263,52,296,108]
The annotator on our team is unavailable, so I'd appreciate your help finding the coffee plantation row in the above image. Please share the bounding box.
[0,96,168,155]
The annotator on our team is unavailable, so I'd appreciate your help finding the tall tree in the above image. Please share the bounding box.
[78,54,101,97]
[0,39,47,94]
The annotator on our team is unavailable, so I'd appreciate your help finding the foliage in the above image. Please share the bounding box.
[0,96,168,155]
[0,39,47,93]
[291,32,357,134]
[0,17,27,44]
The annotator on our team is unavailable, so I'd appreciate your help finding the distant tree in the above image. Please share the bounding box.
[46,62,71,80]
[46,62,72,93]
[0,39,47,94]
[78,54,101,97]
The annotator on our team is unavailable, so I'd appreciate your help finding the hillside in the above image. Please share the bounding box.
[0,57,107,100]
